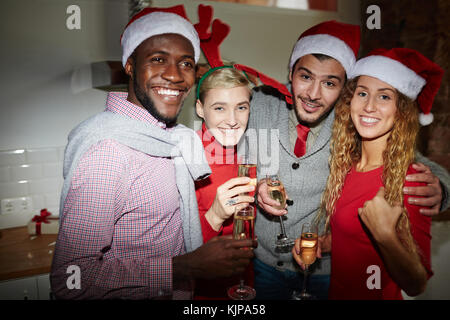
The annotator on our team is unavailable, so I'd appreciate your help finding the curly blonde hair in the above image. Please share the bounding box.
[316,77,420,252]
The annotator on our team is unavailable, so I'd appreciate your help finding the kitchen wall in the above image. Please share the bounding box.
[0,147,64,228]
[0,0,128,227]
[0,0,128,151]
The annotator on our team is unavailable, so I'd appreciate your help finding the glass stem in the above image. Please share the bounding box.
[239,277,245,291]
[278,216,287,236]
[302,265,309,295]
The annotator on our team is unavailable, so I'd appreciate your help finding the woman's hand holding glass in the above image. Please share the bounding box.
[205,177,255,231]
[292,233,331,270]
[291,223,320,300]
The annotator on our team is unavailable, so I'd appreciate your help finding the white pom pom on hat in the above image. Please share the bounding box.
[120,5,200,67]
[418,113,434,126]
[350,48,444,126]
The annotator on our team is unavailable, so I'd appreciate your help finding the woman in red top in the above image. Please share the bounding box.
[193,66,255,299]
[292,48,443,299]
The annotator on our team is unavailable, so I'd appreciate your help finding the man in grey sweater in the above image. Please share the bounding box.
[248,20,450,300]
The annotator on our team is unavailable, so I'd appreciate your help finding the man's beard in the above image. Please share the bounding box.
[294,96,335,127]
[133,69,180,128]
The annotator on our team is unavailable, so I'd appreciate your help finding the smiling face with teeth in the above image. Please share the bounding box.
[196,86,251,147]
[289,54,346,126]
[350,76,398,144]
[125,33,196,127]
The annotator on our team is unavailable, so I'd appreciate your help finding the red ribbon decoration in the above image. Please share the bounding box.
[31,209,51,235]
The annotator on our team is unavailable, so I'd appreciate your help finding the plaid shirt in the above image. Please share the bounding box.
[51,92,190,299]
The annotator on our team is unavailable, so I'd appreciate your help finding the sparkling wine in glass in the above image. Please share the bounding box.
[227,206,256,300]
[292,222,318,300]
[266,174,294,252]
[238,156,257,197]
[267,177,286,210]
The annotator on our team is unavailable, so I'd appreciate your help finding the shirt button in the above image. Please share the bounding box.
[292,162,299,169]
[277,261,284,267]
[286,199,294,206]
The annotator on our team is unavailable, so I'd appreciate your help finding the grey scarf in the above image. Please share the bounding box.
[60,110,211,252]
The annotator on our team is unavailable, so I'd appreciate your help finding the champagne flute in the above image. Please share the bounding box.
[292,222,318,300]
[266,174,294,253]
[237,156,257,195]
[227,205,256,300]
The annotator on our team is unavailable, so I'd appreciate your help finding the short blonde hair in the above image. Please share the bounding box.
[198,66,252,103]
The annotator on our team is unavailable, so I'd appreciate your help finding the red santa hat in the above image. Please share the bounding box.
[350,48,444,126]
[289,20,360,75]
[120,5,200,67]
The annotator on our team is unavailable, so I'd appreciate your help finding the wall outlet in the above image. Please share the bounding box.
[1,197,33,215]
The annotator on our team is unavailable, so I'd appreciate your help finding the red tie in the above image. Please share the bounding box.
[294,124,310,157]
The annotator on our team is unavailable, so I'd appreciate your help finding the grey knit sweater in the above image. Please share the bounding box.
[248,87,334,275]
[248,86,450,276]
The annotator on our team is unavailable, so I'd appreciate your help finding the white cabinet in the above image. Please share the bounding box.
[0,273,51,300]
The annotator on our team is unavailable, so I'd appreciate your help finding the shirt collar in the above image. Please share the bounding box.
[289,107,323,137]
[105,92,168,129]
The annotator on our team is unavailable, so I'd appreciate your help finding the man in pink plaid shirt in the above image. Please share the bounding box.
[50,5,256,299]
